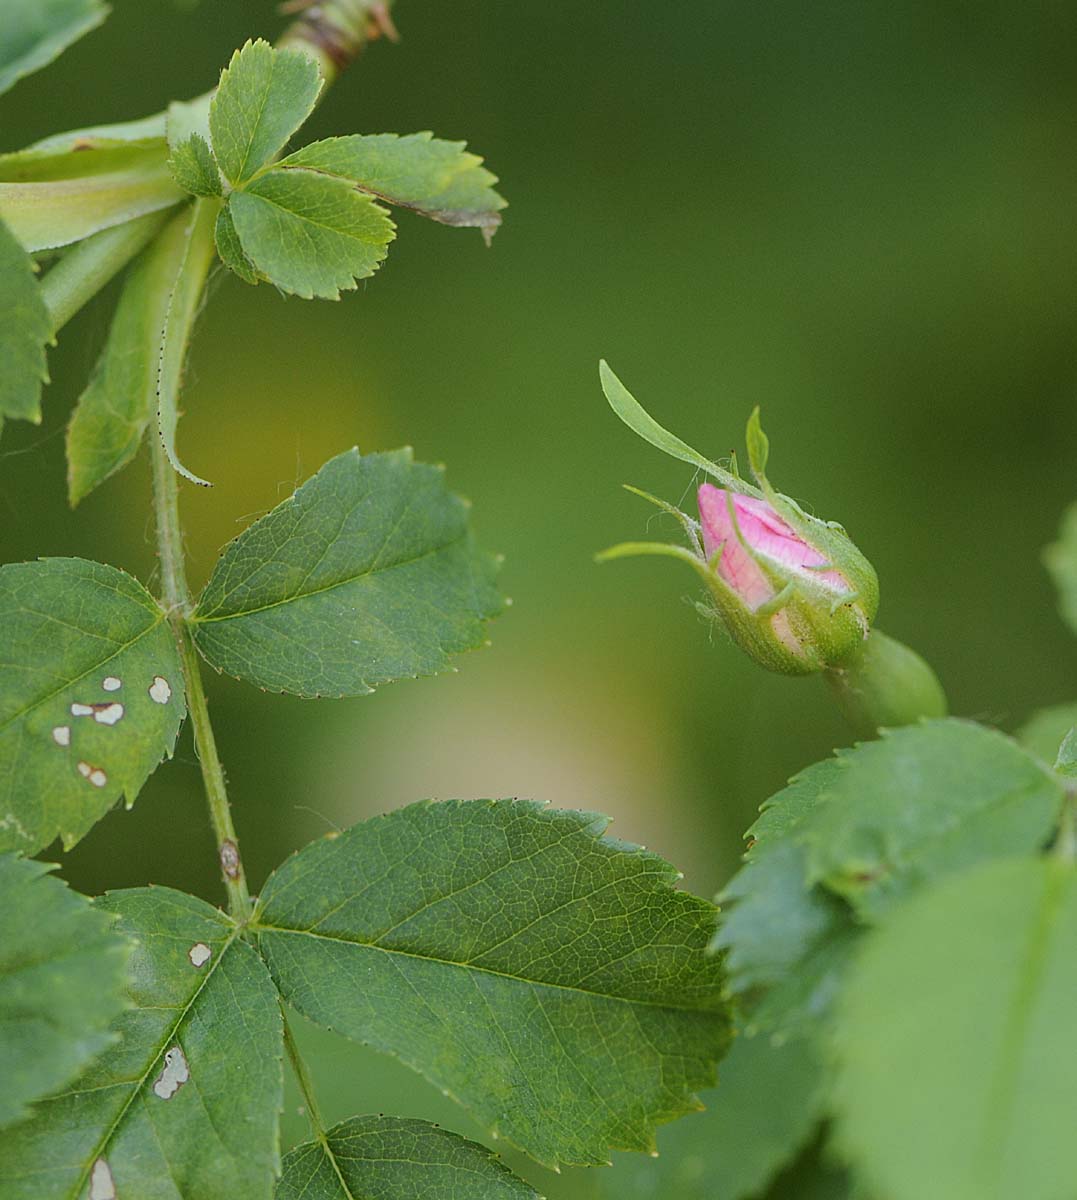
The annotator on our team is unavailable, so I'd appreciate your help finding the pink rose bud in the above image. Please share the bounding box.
[695,483,875,674]
[597,361,880,676]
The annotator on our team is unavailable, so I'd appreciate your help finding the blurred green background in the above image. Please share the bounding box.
[3,1,1077,1195]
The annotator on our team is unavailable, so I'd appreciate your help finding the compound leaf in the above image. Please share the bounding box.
[281,132,506,237]
[596,1030,826,1200]
[227,167,394,299]
[0,216,50,429]
[0,558,186,854]
[0,0,108,97]
[209,39,322,187]
[1044,502,1077,636]
[168,133,221,197]
[0,855,129,1129]
[67,205,204,503]
[0,139,182,252]
[192,448,503,697]
[0,887,283,1200]
[800,720,1063,919]
[277,1116,539,1200]
[253,799,730,1169]
[155,198,218,486]
[832,857,1077,1200]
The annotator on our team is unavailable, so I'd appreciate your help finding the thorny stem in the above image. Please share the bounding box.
[279,0,398,84]
[150,431,252,919]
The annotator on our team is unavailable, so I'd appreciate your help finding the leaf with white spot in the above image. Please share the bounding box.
[191,448,504,697]
[0,216,50,431]
[0,0,109,97]
[252,799,731,1169]
[0,855,129,1129]
[0,139,182,252]
[155,198,218,486]
[832,857,1077,1200]
[226,167,395,300]
[208,39,322,187]
[277,1116,539,1200]
[66,205,206,504]
[280,132,506,237]
[0,558,186,855]
[0,887,283,1199]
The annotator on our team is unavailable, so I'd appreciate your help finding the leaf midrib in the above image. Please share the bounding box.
[192,537,462,625]
[254,921,716,1016]
[68,924,239,1200]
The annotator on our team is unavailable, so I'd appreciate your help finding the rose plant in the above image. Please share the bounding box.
[2,5,1077,1200]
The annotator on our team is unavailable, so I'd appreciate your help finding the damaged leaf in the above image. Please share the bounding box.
[0,887,282,1199]
[0,558,185,854]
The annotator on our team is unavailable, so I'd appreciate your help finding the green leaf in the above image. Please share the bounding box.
[66,205,203,503]
[277,1116,539,1200]
[209,39,322,187]
[0,216,50,428]
[0,140,182,252]
[214,204,259,284]
[597,1031,826,1200]
[168,134,221,197]
[0,855,129,1129]
[832,857,1077,1200]
[252,799,730,1168]
[0,558,186,854]
[1018,702,1077,765]
[712,758,849,993]
[28,113,168,153]
[598,360,746,493]
[192,448,503,697]
[0,887,283,1199]
[716,838,850,995]
[800,720,1064,919]
[155,199,218,487]
[1044,501,1077,636]
[227,168,394,300]
[0,0,108,97]
[281,132,506,238]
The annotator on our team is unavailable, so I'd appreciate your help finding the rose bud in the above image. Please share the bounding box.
[695,482,876,675]
[597,361,880,677]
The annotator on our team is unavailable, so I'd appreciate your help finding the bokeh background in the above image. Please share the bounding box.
[3,2,1077,1195]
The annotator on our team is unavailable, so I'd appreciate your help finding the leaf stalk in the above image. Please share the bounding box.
[150,429,252,919]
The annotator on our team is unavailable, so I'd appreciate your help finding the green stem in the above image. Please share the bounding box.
[39,209,172,331]
[147,0,401,916]
[824,628,948,740]
[281,1007,356,1191]
[282,1010,328,1139]
[1054,792,1077,863]
[150,430,252,919]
